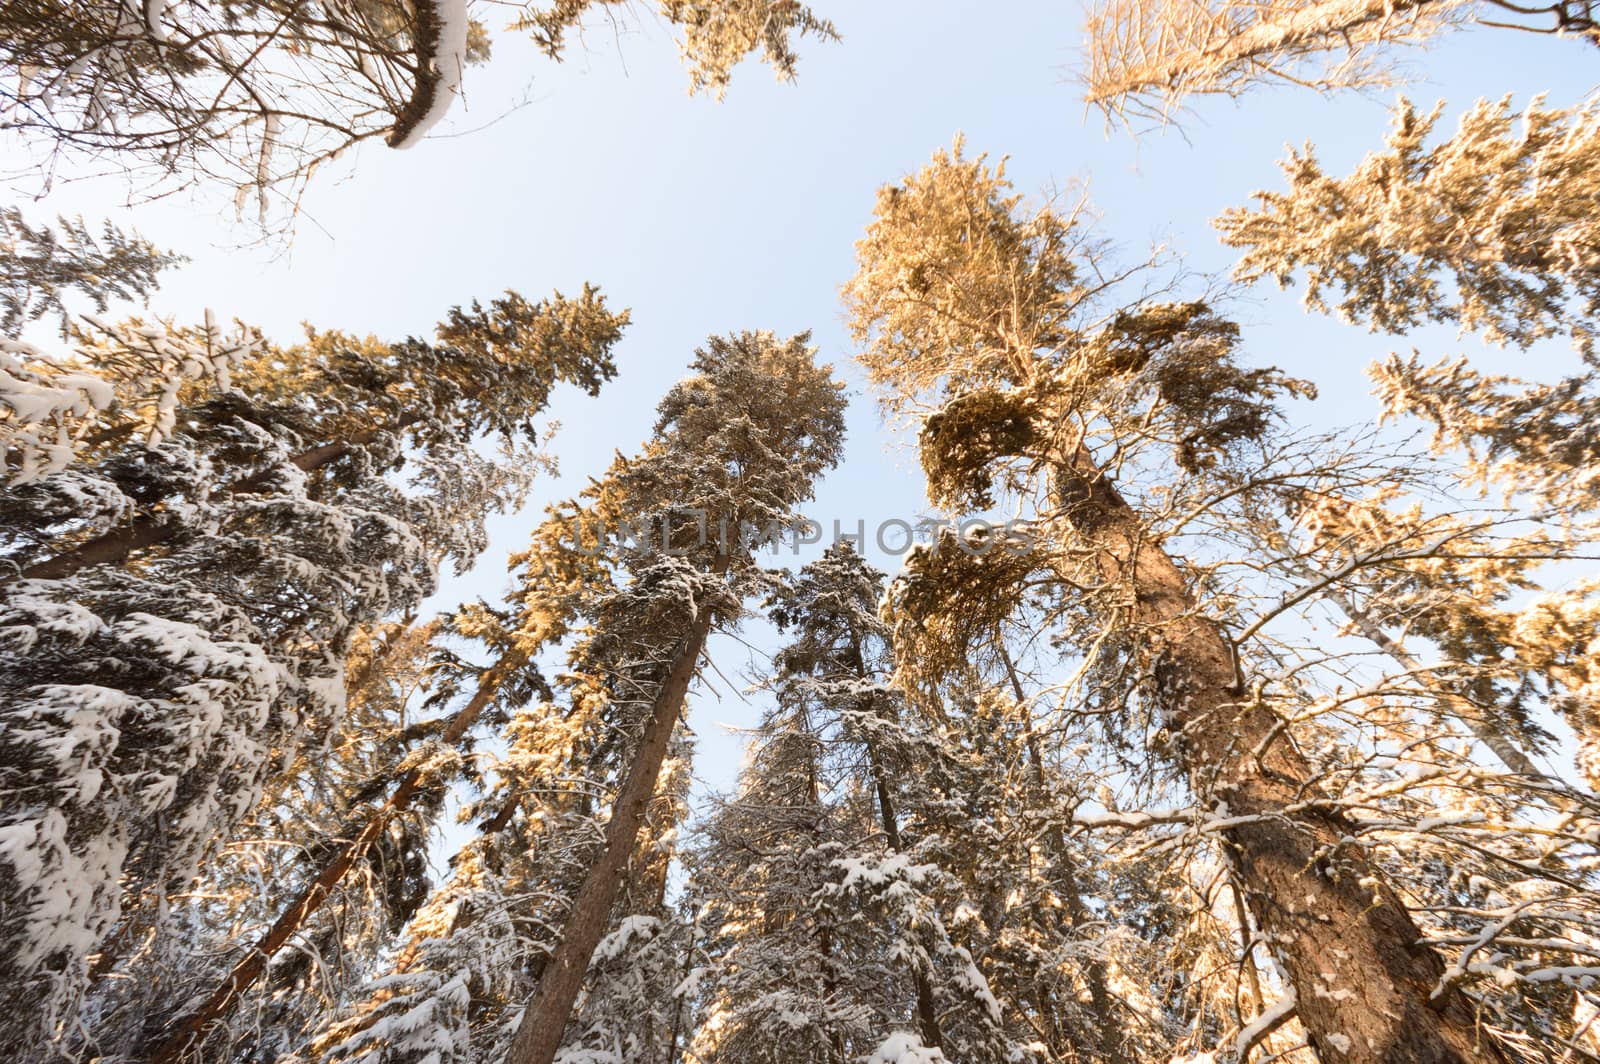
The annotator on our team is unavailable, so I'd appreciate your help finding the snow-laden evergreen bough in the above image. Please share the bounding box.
[0,284,625,1060]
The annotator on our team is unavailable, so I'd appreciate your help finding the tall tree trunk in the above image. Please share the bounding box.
[1053,445,1506,1063]
[503,607,716,1064]
[145,663,508,1064]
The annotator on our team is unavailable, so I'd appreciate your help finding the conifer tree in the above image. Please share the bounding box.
[844,140,1528,1062]
[294,329,844,1064]
[1215,93,1600,789]
[84,620,445,1060]
[138,485,613,1063]
[0,285,623,1059]
[686,546,1024,1063]
[501,330,846,1064]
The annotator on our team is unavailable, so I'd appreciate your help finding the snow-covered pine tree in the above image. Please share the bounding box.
[878,563,1173,1064]
[500,330,847,1064]
[5,287,623,581]
[685,545,1026,1064]
[843,139,1534,1062]
[0,287,624,1059]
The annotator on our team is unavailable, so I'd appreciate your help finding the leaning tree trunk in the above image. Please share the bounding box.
[1053,445,1506,1063]
[145,660,510,1064]
[503,607,716,1064]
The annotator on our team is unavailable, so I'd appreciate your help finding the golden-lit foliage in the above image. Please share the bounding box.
[1082,0,1470,120]
[1220,96,1600,354]
[918,387,1038,510]
[883,527,1045,691]
[844,138,1090,412]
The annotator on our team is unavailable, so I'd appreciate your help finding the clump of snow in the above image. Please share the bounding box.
[833,851,938,891]
[390,0,468,149]
[866,1032,949,1063]
[593,915,661,963]
[1233,987,1296,1057]
[1,316,256,483]
[144,0,170,42]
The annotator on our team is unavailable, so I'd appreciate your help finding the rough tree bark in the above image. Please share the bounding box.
[503,605,717,1064]
[1053,445,1507,1063]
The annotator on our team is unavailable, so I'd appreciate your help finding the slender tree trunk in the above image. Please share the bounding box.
[665,911,700,1064]
[856,708,944,1052]
[503,607,716,1064]
[1052,445,1506,1063]
[998,644,1125,1064]
[842,628,945,1051]
[1228,875,1267,1017]
[145,664,508,1064]
[802,721,849,1064]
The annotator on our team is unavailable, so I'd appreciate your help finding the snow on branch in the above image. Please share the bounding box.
[388,0,469,149]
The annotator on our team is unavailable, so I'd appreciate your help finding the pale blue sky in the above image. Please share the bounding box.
[18,1,1597,802]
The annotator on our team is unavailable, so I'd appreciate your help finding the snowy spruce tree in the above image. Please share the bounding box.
[685,545,1027,1064]
[502,329,846,1064]
[0,285,625,1060]
[298,329,845,1064]
[2,207,182,340]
